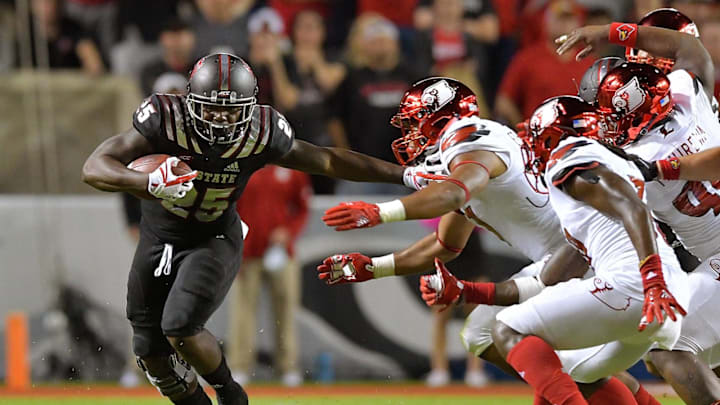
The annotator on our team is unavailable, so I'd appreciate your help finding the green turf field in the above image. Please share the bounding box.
[0,397,686,405]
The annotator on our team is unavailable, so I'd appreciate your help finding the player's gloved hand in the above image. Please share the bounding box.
[515,119,530,140]
[147,157,198,201]
[419,258,464,312]
[627,155,659,182]
[604,144,659,182]
[316,253,374,284]
[638,254,686,331]
[322,201,381,231]
[403,164,431,190]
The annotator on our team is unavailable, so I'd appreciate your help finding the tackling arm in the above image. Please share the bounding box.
[400,150,506,219]
[81,128,155,198]
[393,211,475,275]
[275,139,404,184]
[653,147,720,181]
[322,149,506,231]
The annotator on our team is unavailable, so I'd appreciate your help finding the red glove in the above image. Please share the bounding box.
[322,201,381,231]
[419,258,464,311]
[638,254,687,332]
[316,253,374,284]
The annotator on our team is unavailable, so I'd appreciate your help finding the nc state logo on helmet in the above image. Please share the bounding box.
[522,96,600,188]
[596,62,672,147]
[390,77,478,165]
[626,8,699,73]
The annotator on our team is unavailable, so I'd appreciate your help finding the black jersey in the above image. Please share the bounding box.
[132,94,294,242]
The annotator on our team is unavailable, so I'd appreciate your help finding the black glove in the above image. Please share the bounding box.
[604,144,658,182]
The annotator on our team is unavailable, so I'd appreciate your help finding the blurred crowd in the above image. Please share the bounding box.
[3,0,720,193]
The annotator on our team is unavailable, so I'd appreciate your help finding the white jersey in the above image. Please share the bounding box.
[420,116,566,262]
[546,137,685,300]
[625,69,720,260]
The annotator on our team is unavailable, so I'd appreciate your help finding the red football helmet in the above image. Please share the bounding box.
[521,96,600,185]
[390,77,478,165]
[596,62,673,147]
[626,8,699,73]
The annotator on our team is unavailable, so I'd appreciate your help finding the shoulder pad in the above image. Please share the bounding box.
[133,95,162,139]
[267,107,294,159]
[550,161,601,187]
[440,123,491,152]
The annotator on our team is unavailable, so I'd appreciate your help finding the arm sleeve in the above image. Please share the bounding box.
[132,95,163,148]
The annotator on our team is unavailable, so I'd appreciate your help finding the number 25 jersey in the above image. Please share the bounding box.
[625,69,720,261]
[132,94,294,242]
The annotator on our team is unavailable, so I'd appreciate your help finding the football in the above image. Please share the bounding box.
[127,154,193,175]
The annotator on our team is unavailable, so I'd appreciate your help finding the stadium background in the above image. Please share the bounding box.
[1,0,719,401]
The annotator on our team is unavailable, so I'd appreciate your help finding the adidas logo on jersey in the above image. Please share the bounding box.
[224,161,241,172]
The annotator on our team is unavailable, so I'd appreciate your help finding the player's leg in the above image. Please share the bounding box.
[162,222,247,405]
[493,276,656,405]
[268,257,301,384]
[646,259,720,405]
[460,260,546,378]
[126,232,212,404]
[646,350,720,405]
[227,258,263,383]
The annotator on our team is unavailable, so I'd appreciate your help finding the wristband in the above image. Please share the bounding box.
[656,158,681,180]
[377,200,406,223]
[514,276,545,303]
[460,281,495,305]
[639,253,664,290]
[609,23,638,48]
[371,254,395,278]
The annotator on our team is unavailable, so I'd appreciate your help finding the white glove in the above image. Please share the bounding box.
[403,165,430,190]
[147,157,197,201]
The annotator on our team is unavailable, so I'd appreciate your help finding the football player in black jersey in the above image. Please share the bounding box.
[82,53,420,405]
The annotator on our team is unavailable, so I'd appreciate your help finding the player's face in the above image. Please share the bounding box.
[202,105,243,125]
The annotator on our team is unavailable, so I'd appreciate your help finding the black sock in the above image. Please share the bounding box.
[202,357,248,405]
[172,385,212,405]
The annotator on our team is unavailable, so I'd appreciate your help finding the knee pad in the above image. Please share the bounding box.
[137,353,197,397]
[461,305,503,356]
[132,325,174,358]
[161,306,204,338]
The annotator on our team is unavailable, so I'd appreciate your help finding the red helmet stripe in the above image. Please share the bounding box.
[217,54,222,91]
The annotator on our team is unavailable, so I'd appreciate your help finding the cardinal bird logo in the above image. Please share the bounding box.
[421,80,456,112]
[616,23,636,42]
[612,77,646,114]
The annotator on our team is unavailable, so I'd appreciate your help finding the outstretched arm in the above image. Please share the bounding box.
[647,147,720,182]
[393,211,475,275]
[81,128,155,197]
[421,242,589,308]
[316,212,475,284]
[322,149,506,231]
[557,24,714,101]
[274,139,404,184]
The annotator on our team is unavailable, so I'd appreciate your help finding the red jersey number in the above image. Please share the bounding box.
[673,181,720,217]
